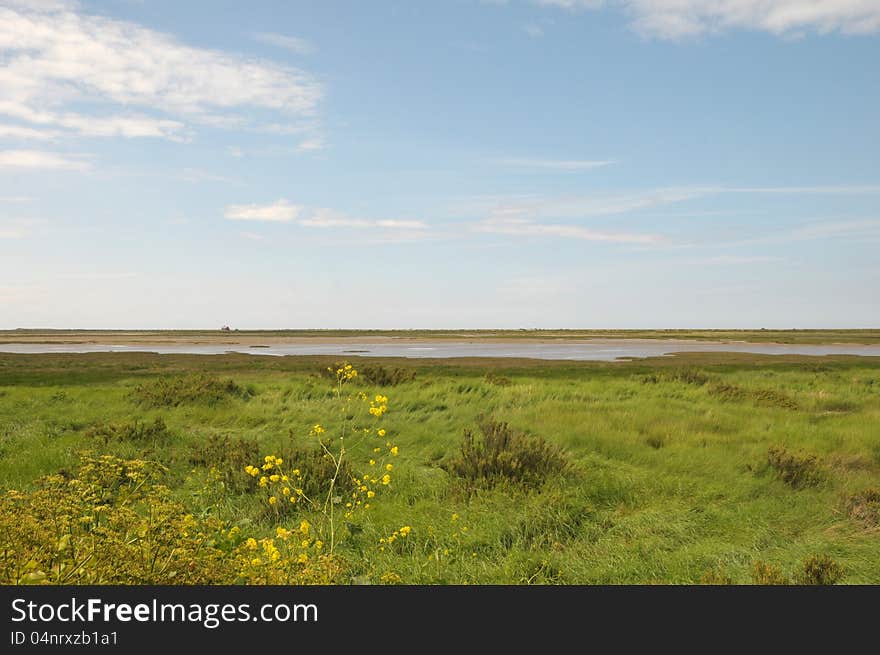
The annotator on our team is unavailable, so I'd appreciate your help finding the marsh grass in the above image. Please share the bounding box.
[1,351,879,583]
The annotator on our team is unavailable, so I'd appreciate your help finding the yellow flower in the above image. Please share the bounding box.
[268,496,278,505]
[245,537,258,550]
[297,553,308,564]
[281,475,289,482]
[369,459,376,466]
[259,477,268,487]
[385,463,393,471]
[251,558,262,566]
[373,447,381,453]
[293,469,301,477]
[451,513,460,522]
[399,526,411,537]
[381,474,391,485]
[262,462,273,471]
[299,519,310,535]
[315,540,324,550]
[282,487,290,495]
[390,446,399,456]
[377,428,386,437]
[275,457,283,465]
[269,474,280,483]
[276,527,292,539]
[367,490,375,498]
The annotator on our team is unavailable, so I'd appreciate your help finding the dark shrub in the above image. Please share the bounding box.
[846,488,880,527]
[484,372,512,386]
[795,554,844,585]
[359,365,416,387]
[767,445,824,489]
[751,561,788,585]
[85,417,174,445]
[700,568,733,585]
[444,418,568,490]
[130,374,252,408]
[189,434,260,493]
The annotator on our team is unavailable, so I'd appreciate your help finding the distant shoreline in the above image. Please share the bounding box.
[0,328,878,346]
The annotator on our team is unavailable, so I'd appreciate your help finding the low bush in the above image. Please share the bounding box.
[189,434,261,493]
[130,374,252,408]
[796,554,844,585]
[85,417,174,445]
[444,418,568,490]
[767,445,824,489]
[359,365,416,387]
[846,488,880,527]
[751,560,788,585]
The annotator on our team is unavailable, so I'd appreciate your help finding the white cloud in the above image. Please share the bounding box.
[223,203,429,238]
[253,32,315,55]
[179,168,233,184]
[224,199,301,222]
[0,217,46,239]
[497,157,615,170]
[703,255,783,264]
[793,218,880,239]
[472,217,661,243]
[0,149,89,170]
[239,232,265,241]
[0,3,322,141]
[523,23,545,37]
[535,0,880,38]
[296,137,326,152]
[0,124,59,140]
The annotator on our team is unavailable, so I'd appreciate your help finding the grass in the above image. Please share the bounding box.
[1,351,878,584]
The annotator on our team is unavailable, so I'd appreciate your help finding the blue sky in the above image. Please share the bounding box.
[1,0,878,329]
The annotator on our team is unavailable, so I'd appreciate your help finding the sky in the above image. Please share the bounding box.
[1,0,878,329]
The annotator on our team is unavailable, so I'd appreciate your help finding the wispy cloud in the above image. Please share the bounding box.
[223,203,429,238]
[224,199,302,222]
[0,149,90,170]
[0,218,44,239]
[534,0,880,39]
[0,3,323,142]
[472,217,661,243]
[239,232,265,241]
[793,218,880,239]
[702,255,784,265]
[0,124,59,140]
[496,157,615,171]
[179,168,234,184]
[300,209,427,230]
[523,23,545,38]
[253,32,315,55]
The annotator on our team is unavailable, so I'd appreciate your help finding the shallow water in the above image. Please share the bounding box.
[1,340,879,361]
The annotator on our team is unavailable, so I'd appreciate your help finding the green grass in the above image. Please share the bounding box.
[1,351,878,584]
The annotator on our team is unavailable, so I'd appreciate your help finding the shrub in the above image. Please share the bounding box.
[359,365,416,387]
[85,417,174,445]
[796,554,844,585]
[767,445,824,489]
[751,560,788,585]
[645,435,665,450]
[700,567,733,585]
[0,454,232,584]
[130,374,252,408]
[444,418,568,490]
[708,383,748,402]
[189,434,261,493]
[484,372,512,387]
[846,488,880,527]
[668,369,711,386]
